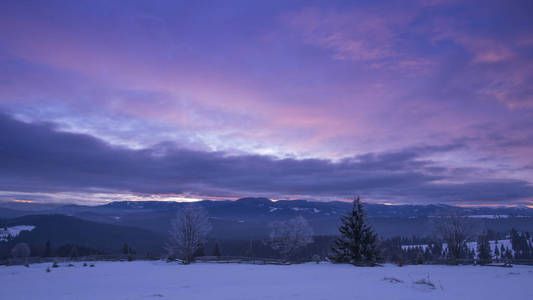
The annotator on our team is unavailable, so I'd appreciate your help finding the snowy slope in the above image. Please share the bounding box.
[1,261,532,300]
[0,225,35,242]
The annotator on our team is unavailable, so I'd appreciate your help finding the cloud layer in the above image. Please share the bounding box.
[0,1,533,205]
[1,113,532,205]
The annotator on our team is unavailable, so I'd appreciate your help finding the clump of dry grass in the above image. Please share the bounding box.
[414,276,436,289]
[383,277,404,284]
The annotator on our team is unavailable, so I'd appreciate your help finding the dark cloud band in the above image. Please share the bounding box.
[1,112,532,204]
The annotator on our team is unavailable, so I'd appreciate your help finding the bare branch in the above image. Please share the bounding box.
[432,213,476,263]
[268,216,314,262]
[165,205,211,264]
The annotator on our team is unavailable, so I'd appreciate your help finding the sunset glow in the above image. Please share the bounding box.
[1,0,532,206]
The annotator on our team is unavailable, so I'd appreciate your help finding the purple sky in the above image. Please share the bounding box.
[1,0,533,206]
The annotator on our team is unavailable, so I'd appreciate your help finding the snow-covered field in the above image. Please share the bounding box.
[1,261,532,300]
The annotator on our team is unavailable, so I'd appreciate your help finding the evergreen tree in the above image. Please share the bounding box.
[213,242,222,257]
[69,245,79,259]
[494,244,500,258]
[504,247,513,259]
[245,240,255,258]
[330,196,378,266]
[44,240,51,257]
[423,246,432,262]
[467,246,475,261]
[510,229,519,251]
[512,231,532,259]
[122,243,129,255]
[477,233,492,265]
[431,242,443,261]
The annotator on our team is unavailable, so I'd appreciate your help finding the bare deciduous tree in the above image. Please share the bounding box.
[11,242,31,263]
[165,205,211,264]
[433,213,475,263]
[268,216,314,262]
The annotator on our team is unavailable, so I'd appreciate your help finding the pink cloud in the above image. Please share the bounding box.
[1,1,532,180]
[280,6,434,73]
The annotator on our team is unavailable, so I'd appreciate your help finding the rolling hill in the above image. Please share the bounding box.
[0,214,165,257]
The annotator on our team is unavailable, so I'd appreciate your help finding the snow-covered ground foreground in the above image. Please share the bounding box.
[1,261,533,300]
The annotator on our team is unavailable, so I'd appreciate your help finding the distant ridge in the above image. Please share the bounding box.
[1,198,533,240]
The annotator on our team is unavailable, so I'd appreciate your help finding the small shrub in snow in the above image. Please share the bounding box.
[11,243,31,264]
[414,275,436,289]
[46,267,51,273]
[83,263,88,267]
[24,263,29,268]
[52,262,59,268]
[396,256,403,267]
[89,264,95,267]
[312,254,321,264]
[68,263,74,267]
[383,277,403,283]
[416,254,424,265]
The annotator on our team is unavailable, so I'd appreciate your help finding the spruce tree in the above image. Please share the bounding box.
[69,245,79,259]
[477,233,491,265]
[44,240,51,257]
[330,196,378,266]
[505,247,513,259]
[245,240,255,258]
[213,242,222,257]
[431,242,443,261]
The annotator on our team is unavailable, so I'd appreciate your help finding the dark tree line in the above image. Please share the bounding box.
[510,229,533,259]
[379,228,533,265]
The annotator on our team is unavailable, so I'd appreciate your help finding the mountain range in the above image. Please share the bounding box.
[1,198,532,256]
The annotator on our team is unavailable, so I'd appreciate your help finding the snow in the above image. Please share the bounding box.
[289,207,320,213]
[468,215,510,219]
[1,261,532,299]
[402,244,430,251]
[0,225,35,242]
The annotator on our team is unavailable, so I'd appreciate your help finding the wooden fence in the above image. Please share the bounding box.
[2,255,533,267]
[0,255,286,266]
[193,256,286,265]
